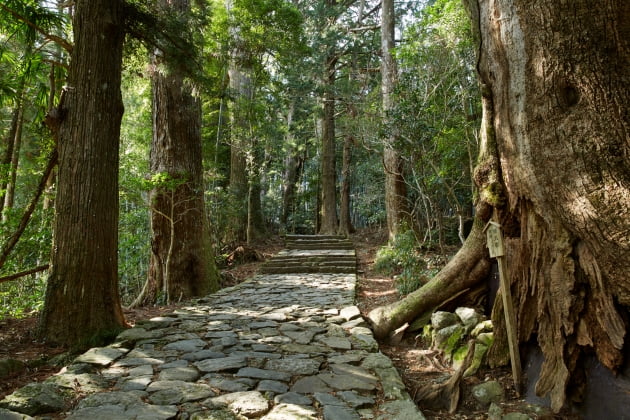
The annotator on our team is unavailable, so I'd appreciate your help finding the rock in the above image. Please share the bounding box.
[207,391,270,418]
[261,403,317,420]
[313,392,345,406]
[476,332,494,347]
[163,339,207,352]
[0,408,34,419]
[235,367,291,382]
[339,306,361,321]
[206,376,252,392]
[373,366,406,400]
[115,327,161,344]
[147,381,215,404]
[322,404,360,420]
[455,307,484,329]
[337,391,374,408]
[46,372,110,393]
[431,311,460,330]
[361,353,393,370]
[257,380,289,394]
[471,320,493,337]
[433,324,466,355]
[488,402,503,420]
[0,359,26,379]
[0,383,69,416]
[318,372,377,391]
[264,357,321,375]
[376,399,426,420]
[190,408,242,420]
[157,366,200,382]
[503,413,532,420]
[464,343,488,377]
[290,376,332,393]
[273,392,312,406]
[74,347,128,366]
[472,381,505,406]
[195,356,246,373]
[348,328,379,352]
[68,391,177,420]
[317,336,352,350]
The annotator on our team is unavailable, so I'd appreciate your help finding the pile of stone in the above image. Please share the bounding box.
[422,307,493,377]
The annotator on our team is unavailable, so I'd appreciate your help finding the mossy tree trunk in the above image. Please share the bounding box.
[473,0,629,412]
[370,0,630,413]
[131,0,220,307]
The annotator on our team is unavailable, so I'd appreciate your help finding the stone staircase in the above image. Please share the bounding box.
[260,235,356,275]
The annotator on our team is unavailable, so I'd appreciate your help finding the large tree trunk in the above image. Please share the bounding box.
[381,0,408,241]
[38,0,126,348]
[131,0,220,307]
[472,0,630,412]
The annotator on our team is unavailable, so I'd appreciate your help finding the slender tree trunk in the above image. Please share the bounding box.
[132,0,220,307]
[281,102,304,230]
[0,103,21,215]
[381,0,408,241]
[38,0,126,348]
[338,134,354,236]
[319,52,338,234]
[1,107,23,222]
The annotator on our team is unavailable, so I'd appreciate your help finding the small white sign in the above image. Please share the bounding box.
[484,221,504,258]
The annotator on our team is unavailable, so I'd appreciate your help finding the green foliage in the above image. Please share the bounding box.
[118,74,150,305]
[386,0,479,246]
[374,229,430,295]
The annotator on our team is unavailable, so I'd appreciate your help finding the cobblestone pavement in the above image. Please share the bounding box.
[0,240,425,419]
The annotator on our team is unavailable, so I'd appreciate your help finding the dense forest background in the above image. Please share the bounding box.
[0,0,478,316]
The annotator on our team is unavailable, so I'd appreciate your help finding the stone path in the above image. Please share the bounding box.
[0,236,424,420]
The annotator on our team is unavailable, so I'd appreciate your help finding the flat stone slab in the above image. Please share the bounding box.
[75,347,128,366]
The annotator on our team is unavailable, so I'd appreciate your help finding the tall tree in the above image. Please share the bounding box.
[38,0,126,347]
[381,0,408,240]
[474,0,629,411]
[370,0,629,412]
[131,0,220,306]
[317,0,340,235]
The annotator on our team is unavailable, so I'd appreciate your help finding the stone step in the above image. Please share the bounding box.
[286,243,354,250]
[285,234,347,240]
[259,265,356,274]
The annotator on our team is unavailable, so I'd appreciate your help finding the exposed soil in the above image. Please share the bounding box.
[1,230,573,418]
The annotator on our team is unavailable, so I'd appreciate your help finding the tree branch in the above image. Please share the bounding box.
[0,149,58,270]
[0,265,49,284]
[0,4,73,54]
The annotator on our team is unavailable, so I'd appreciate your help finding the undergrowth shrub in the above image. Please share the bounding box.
[373,229,430,295]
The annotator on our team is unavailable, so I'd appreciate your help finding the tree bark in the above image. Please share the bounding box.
[1,105,24,222]
[319,52,338,235]
[0,99,22,216]
[132,0,220,307]
[38,0,126,348]
[381,0,408,241]
[227,62,252,242]
[338,134,354,236]
[472,0,629,411]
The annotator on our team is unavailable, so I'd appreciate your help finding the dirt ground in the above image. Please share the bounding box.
[1,230,571,418]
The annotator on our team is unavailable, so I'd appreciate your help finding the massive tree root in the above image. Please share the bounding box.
[367,213,492,339]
